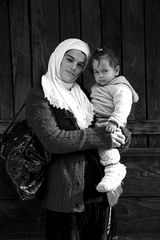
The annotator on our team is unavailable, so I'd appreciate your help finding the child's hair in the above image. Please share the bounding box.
[92,47,120,69]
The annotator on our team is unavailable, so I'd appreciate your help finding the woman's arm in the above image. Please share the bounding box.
[26,90,114,154]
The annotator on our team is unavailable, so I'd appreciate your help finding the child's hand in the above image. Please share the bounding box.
[105,122,117,133]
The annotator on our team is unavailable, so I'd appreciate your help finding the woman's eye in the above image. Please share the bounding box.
[67,58,73,62]
[78,63,83,68]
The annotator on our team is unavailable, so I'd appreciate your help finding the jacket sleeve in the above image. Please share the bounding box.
[26,90,113,154]
[108,85,133,127]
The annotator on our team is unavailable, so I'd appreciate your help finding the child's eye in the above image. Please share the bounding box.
[103,69,108,73]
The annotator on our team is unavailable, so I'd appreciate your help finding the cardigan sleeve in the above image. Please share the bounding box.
[26,89,113,154]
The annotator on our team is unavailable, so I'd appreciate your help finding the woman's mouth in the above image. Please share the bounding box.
[66,70,75,76]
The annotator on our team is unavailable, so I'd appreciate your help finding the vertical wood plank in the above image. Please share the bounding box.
[0,0,13,119]
[59,0,81,40]
[122,0,147,148]
[8,0,31,118]
[101,0,121,54]
[81,0,101,92]
[122,0,145,120]
[81,0,101,51]
[145,0,160,147]
[30,0,60,86]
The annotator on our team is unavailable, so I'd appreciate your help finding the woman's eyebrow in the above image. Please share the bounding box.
[65,53,73,58]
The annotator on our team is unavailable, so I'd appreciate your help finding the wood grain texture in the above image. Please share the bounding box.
[59,0,81,40]
[0,199,45,239]
[0,0,14,119]
[145,0,160,121]
[113,235,160,240]
[81,0,101,92]
[8,0,32,119]
[122,156,160,196]
[101,0,121,53]
[121,0,146,121]
[145,0,160,148]
[81,0,101,51]
[122,148,160,157]
[115,198,160,239]
[30,0,60,86]
[1,120,159,134]
[127,120,160,134]
[121,0,147,149]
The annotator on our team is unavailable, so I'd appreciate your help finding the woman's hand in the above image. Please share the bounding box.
[111,128,125,148]
[118,126,132,152]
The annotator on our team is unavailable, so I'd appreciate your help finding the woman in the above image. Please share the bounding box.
[26,38,130,240]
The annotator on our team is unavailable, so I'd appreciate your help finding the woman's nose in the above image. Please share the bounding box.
[71,62,77,71]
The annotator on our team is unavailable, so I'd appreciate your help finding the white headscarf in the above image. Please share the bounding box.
[41,38,94,129]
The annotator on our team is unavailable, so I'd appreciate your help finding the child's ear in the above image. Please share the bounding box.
[115,65,120,76]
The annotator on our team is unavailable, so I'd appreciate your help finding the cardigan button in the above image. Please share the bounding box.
[76,181,80,187]
[75,203,79,208]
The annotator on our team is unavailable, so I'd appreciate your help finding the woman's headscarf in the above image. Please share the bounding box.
[41,38,94,129]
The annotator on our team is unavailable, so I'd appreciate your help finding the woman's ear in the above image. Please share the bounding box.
[115,65,120,76]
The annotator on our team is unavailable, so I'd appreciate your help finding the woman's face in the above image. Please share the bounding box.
[60,49,86,83]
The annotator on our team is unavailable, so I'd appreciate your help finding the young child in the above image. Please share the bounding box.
[90,47,139,199]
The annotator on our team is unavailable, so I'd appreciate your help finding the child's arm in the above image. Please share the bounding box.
[108,85,133,127]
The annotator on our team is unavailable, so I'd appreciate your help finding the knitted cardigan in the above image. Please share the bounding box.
[26,86,129,212]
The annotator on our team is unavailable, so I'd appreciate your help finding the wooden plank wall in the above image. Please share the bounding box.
[0,0,160,239]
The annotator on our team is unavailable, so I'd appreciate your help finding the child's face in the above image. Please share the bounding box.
[92,58,119,86]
